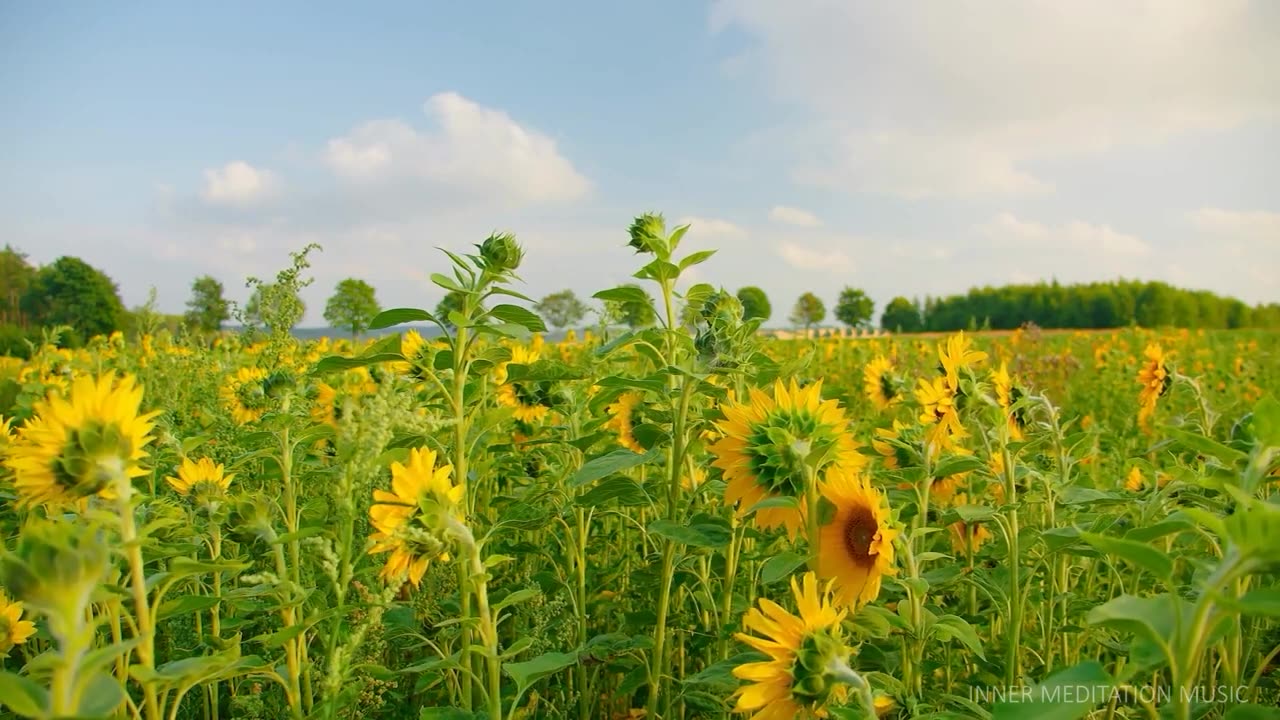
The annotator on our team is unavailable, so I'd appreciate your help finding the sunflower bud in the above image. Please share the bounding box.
[789,630,850,706]
[627,213,667,256]
[478,232,524,273]
[0,521,109,637]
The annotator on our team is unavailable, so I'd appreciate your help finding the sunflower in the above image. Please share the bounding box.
[914,376,967,453]
[0,589,37,653]
[871,420,913,470]
[710,380,862,539]
[732,572,854,719]
[938,332,987,391]
[0,415,13,452]
[947,495,993,554]
[604,391,645,453]
[221,366,271,425]
[991,362,1026,440]
[167,457,235,498]
[1124,466,1145,492]
[816,466,898,608]
[1136,344,1170,428]
[4,373,159,508]
[397,329,439,381]
[368,447,464,588]
[862,356,899,410]
[495,345,552,423]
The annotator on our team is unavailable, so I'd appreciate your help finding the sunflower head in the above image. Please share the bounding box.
[732,572,854,718]
[604,391,646,453]
[4,373,159,508]
[0,521,110,638]
[221,366,272,425]
[368,447,466,588]
[627,212,667,256]
[817,466,899,608]
[0,588,37,653]
[477,232,524,273]
[711,380,861,538]
[863,356,900,411]
[167,457,235,514]
[939,331,988,390]
[871,420,916,470]
[1125,466,1145,492]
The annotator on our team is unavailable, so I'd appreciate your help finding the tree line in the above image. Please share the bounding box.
[3,245,1277,356]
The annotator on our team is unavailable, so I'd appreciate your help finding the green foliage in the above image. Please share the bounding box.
[0,245,35,327]
[736,286,771,322]
[245,284,306,334]
[435,290,466,331]
[534,289,589,330]
[601,283,657,329]
[185,275,230,333]
[833,286,874,329]
[323,278,382,339]
[789,291,826,329]
[20,255,125,341]
[881,296,923,332]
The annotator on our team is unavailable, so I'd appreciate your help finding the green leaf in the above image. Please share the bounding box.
[1251,396,1280,450]
[1166,427,1248,466]
[502,651,578,692]
[930,615,986,659]
[575,475,653,508]
[1086,594,1181,670]
[634,259,679,284]
[1225,705,1280,720]
[760,552,807,584]
[678,249,717,271]
[1081,532,1174,582]
[157,594,222,621]
[371,307,436,330]
[570,448,659,487]
[648,518,732,548]
[0,671,46,717]
[682,653,761,690]
[1226,588,1280,618]
[429,272,465,293]
[314,352,405,373]
[77,671,126,717]
[493,588,540,613]
[991,661,1112,720]
[953,504,998,523]
[489,304,547,333]
[934,454,987,478]
[746,495,802,514]
[419,708,480,720]
[593,286,651,305]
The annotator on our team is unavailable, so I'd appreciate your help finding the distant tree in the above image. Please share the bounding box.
[535,289,589,330]
[789,292,826,330]
[881,296,923,332]
[736,286,772,322]
[603,283,657,329]
[435,290,466,330]
[21,256,125,342]
[185,275,230,333]
[834,287,875,329]
[324,278,381,339]
[245,283,307,334]
[1,245,35,327]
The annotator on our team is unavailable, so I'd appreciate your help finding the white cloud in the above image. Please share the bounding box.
[324,91,590,206]
[678,216,745,237]
[777,241,852,272]
[978,213,1149,256]
[1189,208,1280,244]
[712,1,1280,197]
[769,205,822,227]
[201,161,277,206]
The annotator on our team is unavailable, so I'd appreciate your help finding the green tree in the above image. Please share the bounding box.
[323,278,381,339]
[435,289,466,330]
[1,245,35,327]
[21,256,125,342]
[603,283,657,329]
[881,296,922,332]
[789,292,826,330]
[535,289,589,329]
[245,283,307,334]
[185,275,230,333]
[736,286,772,322]
[834,286,875,329]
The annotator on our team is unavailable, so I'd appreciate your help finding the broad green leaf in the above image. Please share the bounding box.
[157,594,222,621]
[1165,427,1248,466]
[371,307,435,329]
[682,652,762,690]
[575,476,653,508]
[930,615,986,659]
[1081,532,1174,582]
[746,495,801,514]
[649,518,732,548]
[760,552,807,584]
[1226,588,1280,617]
[489,304,547,333]
[314,352,405,373]
[593,286,651,305]
[77,671,126,717]
[1250,396,1280,450]
[0,671,46,717]
[493,588,540,613]
[1224,705,1280,720]
[953,504,998,523]
[1086,593,1181,670]
[502,651,578,692]
[429,272,465,292]
[678,249,717,271]
[934,454,987,478]
[991,661,1112,720]
[570,448,659,487]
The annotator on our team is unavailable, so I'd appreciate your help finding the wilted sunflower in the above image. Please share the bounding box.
[710,380,861,539]
[368,447,464,588]
[862,356,899,411]
[604,391,645,453]
[0,589,37,653]
[1136,344,1170,428]
[167,457,235,498]
[496,345,552,423]
[938,332,987,391]
[4,373,159,508]
[816,466,898,608]
[732,572,856,719]
[221,366,271,425]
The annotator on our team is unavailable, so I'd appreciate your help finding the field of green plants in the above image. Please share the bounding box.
[1,220,1278,720]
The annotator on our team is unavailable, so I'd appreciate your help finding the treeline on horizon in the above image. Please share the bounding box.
[3,244,1279,358]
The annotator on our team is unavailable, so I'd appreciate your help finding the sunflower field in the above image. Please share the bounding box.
[1,218,1278,720]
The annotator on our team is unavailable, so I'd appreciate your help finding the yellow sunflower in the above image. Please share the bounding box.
[604,391,645,453]
[939,332,987,391]
[396,329,440,380]
[991,361,1025,440]
[732,572,852,719]
[0,589,37,653]
[816,466,898,608]
[166,457,235,497]
[495,345,552,423]
[221,366,271,425]
[4,373,159,508]
[914,376,967,452]
[1124,466,1145,492]
[871,420,912,470]
[862,356,899,410]
[947,495,993,554]
[710,379,862,539]
[368,447,465,588]
[1136,344,1170,428]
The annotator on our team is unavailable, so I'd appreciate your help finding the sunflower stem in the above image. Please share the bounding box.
[114,470,163,720]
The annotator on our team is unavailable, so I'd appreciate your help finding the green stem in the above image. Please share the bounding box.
[117,475,162,720]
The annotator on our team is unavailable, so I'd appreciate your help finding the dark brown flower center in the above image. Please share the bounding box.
[842,505,879,569]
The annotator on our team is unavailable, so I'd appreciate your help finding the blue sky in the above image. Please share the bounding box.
[3,1,1277,325]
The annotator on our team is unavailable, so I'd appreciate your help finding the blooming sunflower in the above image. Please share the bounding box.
[991,362,1026,440]
[221,366,271,425]
[496,345,552,423]
[368,447,465,588]
[914,376,967,452]
[816,466,898,608]
[870,420,913,470]
[732,572,854,719]
[939,332,987,391]
[1124,466,1145,492]
[604,391,645,453]
[4,373,159,508]
[397,329,440,381]
[1136,344,1170,428]
[862,356,899,411]
[166,457,235,498]
[0,589,37,653]
[710,380,862,539]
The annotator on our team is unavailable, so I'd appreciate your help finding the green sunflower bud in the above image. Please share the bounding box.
[627,213,667,256]
[789,630,850,706]
[0,521,110,636]
[478,232,524,273]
